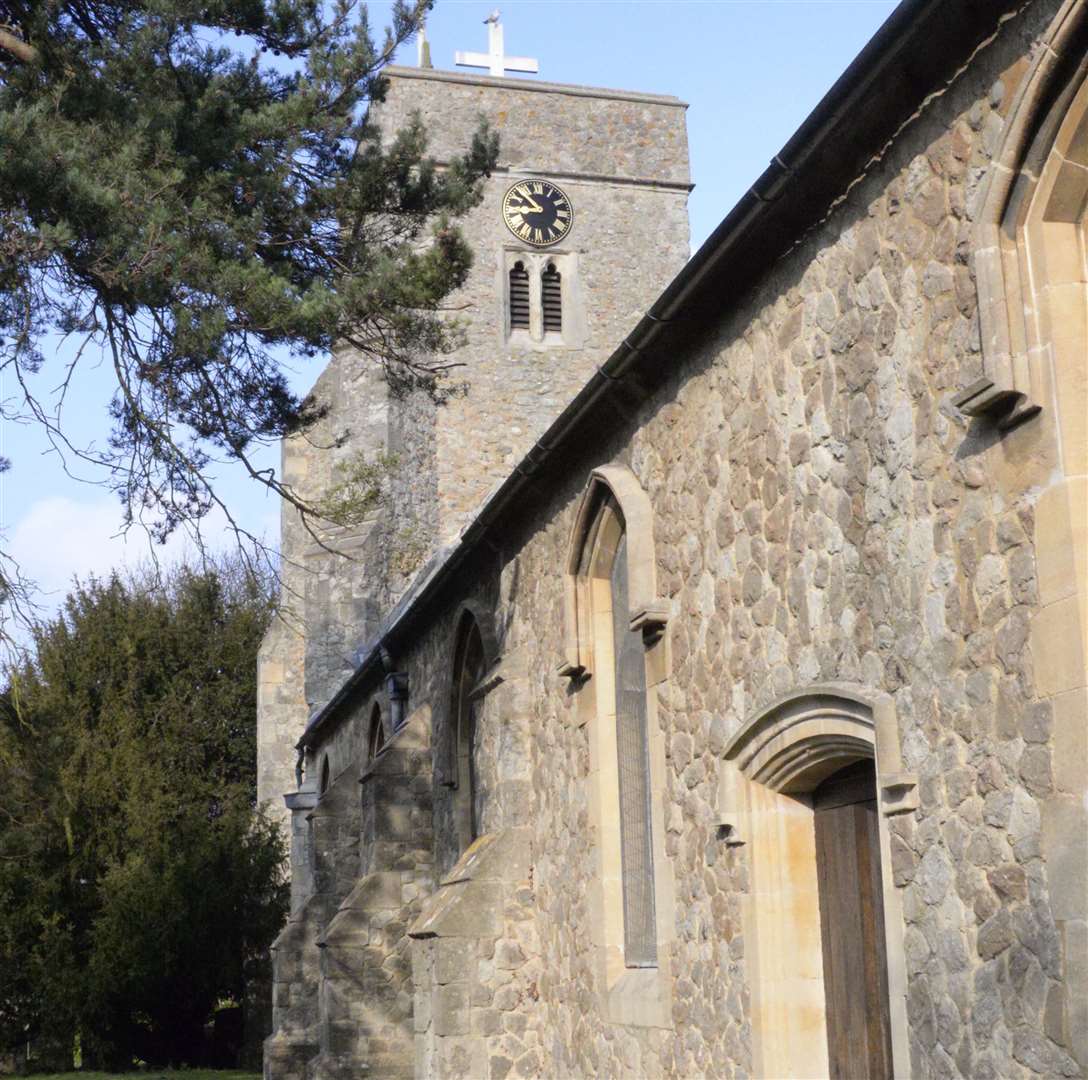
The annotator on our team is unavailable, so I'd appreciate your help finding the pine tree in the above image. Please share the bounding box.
[0,0,497,546]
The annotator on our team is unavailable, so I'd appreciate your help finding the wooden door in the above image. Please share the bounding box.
[813,759,894,1080]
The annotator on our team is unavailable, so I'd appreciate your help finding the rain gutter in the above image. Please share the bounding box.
[298,0,1025,749]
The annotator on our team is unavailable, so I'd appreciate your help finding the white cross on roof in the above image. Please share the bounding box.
[455,10,538,78]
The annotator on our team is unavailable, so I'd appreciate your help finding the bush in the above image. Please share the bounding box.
[0,560,287,1068]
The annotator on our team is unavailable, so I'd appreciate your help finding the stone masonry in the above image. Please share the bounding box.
[257,66,691,830]
[263,2,1087,1077]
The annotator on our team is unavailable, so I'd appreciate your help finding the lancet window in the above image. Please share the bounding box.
[366,703,385,764]
[569,474,663,971]
[505,252,580,344]
[450,613,485,854]
[606,522,656,965]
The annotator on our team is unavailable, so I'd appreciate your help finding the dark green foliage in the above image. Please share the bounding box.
[22,1073,260,1080]
[0,0,497,538]
[0,561,286,1068]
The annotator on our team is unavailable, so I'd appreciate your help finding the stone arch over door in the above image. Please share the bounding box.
[718,685,916,1079]
[967,5,1088,1065]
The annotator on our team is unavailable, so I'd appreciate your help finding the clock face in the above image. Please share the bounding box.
[502,179,573,247]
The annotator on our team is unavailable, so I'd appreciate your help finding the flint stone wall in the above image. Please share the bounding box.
[257,67,691,825]
[296,3,1084,1076]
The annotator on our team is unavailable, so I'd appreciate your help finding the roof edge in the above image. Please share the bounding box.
[299,0,1027,749]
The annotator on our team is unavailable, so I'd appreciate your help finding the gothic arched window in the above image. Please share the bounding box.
[563,465,672,1020]
[366,703,385,765]
[586,495,656,966]
[541,263,562,333]
[450,613,485,854]
[508,261,530,331]
[319,755,331,796]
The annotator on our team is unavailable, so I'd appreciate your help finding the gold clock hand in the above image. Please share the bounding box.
[515,195,543,213]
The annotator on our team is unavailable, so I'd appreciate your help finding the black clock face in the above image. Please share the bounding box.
[502,180,573,247]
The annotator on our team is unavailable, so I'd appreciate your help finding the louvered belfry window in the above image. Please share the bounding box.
[609,532,658,966]
[542,263,563,333]
[509,261,530,330]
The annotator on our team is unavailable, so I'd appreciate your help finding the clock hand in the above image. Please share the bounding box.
[516,195,544,213]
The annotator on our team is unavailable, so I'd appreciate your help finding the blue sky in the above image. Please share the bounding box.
[1,0,898,618]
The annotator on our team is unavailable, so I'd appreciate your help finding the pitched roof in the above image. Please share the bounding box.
[299,0,1026,748]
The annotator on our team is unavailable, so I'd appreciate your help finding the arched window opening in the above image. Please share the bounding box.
[319,755,331,796]
[367,703,385,764]
[542,263,562,333]
[581,491,657,968]
[508,261,530,331]
[450,615,486,855]
[966,12,1088,430]
[564,466,672,1023]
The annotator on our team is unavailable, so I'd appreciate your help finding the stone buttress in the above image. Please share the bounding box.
[266,711,434,1078]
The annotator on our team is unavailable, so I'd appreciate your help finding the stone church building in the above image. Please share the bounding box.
[258,0,1088,1076]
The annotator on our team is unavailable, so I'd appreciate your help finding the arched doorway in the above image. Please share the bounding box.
[720,686,914,1078]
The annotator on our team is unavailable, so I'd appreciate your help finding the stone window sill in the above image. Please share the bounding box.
[605,966,674,1030]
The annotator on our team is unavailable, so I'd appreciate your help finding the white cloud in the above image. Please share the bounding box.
[8,496,130,600]
[7,494,279,612]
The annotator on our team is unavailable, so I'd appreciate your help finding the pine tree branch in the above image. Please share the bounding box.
[0,26,35,64]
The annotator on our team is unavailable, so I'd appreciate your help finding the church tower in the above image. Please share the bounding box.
[257,16,691,820]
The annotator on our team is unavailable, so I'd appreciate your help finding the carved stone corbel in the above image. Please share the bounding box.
[556,658,587,680]
[879,772,920,816]
[630,600,670,645]
[716,765,749,847]
[385,670,409,730]
[951,377,1041,431]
